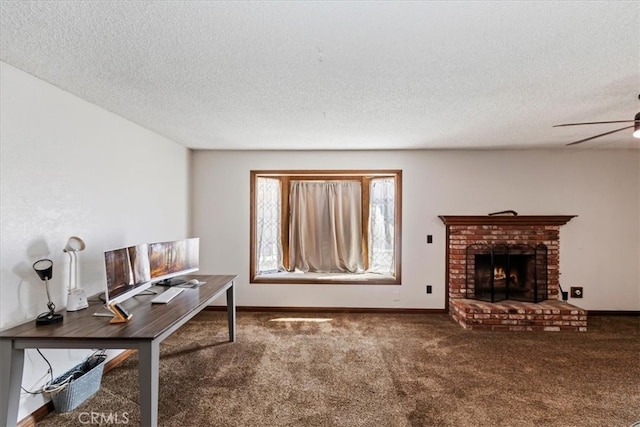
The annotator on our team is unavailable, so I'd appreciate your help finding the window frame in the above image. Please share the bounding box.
[250,170,402,285]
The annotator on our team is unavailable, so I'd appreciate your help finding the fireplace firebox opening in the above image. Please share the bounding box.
[465,243,548,303]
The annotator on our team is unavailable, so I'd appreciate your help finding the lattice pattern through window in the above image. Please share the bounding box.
[256,177,282,273]
[368,177,395,273]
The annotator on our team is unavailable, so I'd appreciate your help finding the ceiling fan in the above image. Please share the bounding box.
[554,95,640,146]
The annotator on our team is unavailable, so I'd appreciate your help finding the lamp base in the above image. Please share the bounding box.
[67,289,89,311]
[36,312,64,325]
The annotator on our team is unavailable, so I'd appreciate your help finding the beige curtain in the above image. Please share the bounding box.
[289,181,364,273]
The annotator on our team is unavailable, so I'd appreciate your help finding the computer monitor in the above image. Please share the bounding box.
[149,237,199,286]
[103,243,152,305]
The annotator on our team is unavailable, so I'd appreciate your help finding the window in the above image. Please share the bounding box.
[250,170,402,284]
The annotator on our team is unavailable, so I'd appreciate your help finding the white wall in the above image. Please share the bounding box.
[192,149,639,312]
[0,62,191,420]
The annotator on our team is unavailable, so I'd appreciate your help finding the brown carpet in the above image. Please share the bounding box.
[36,312,639,427]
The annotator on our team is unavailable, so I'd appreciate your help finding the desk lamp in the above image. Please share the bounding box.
[63,236,88,311]
[32,259,64,325]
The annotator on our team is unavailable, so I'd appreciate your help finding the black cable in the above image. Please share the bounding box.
[20,349,54,395]
[37,349,54,384]
[21,386,43,395]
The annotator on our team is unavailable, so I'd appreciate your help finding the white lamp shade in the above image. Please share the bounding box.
[64,236,85,252]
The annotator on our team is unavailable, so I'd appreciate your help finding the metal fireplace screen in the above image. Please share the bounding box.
[465,243,548,303]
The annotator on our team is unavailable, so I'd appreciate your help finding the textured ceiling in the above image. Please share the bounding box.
[1,1,639,150]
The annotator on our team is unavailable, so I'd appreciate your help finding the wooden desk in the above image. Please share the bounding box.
[0,274,237,427]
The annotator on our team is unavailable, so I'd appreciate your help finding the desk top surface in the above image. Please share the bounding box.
[0,274,236,341]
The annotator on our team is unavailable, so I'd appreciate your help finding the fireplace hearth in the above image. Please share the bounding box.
[439,215,587,331]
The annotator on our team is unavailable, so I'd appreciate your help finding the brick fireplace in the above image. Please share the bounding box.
[439,215,587,331]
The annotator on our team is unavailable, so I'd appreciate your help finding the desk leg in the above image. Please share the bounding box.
[0,339,24,427]
[138,341,160,427]
[226,281,236,342]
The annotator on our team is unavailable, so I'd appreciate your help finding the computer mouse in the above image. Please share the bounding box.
[186,279,201,286]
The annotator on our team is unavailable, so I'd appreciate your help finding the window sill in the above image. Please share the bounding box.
[252,271,399,285]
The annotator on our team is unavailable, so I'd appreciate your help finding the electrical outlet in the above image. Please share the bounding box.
[427,235,433,244]
[392,291,400,301]
[570,287,583,298]
[426,285,432,294]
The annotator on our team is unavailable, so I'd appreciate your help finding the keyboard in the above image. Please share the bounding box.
[151,288,184,304]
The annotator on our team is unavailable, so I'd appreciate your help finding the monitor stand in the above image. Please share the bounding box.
[156,277,187,287]
[93,305,115,317]
[135,289,158,295]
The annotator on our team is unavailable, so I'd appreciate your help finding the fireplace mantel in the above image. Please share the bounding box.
[438,215,576,226]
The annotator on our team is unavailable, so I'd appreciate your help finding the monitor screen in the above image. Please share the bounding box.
[149,237,199,285]
[103,243,152,305]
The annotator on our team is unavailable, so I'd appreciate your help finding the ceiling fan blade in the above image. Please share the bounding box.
[554,120,639,127]
[565,125,634,146]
